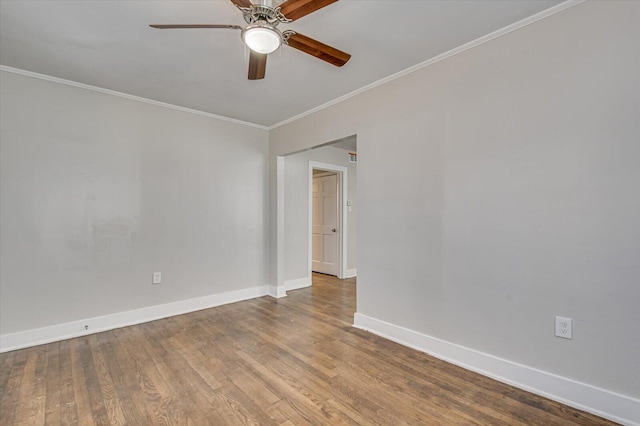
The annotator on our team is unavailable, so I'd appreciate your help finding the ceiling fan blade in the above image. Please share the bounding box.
[248,51,267,80]
[229,0,253,8]
[279,0,337,21]
[150,24,242,30]
[285,33,350,67]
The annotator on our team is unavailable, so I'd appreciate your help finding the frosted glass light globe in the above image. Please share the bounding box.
[242,25,281,54]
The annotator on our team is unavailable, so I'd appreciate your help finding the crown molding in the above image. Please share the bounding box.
[0,65,269,131]
[268,0,585,130]
[0,0,585,131]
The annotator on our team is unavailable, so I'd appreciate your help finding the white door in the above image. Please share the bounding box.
[312,173,339,275]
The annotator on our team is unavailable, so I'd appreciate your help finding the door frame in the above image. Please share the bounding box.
[309,161,347,280]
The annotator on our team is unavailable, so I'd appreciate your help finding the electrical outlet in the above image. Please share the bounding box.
[152,272,162,285]
[555,316,572,339]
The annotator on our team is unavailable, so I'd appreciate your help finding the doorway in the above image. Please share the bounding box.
[312,170,339,276]
[274,135,356,298]
[308,161,347,280]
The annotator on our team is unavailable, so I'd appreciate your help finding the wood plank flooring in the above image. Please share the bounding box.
[0,273,617,425]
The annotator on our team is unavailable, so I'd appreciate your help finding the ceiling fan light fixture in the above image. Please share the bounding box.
[242,22,282,54]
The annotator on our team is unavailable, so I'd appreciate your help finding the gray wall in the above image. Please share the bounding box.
[284,145,357,282]
[270,1,640,399]
[0,71,269,335]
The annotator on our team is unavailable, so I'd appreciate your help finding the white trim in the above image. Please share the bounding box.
[309,161,348,279]
[268,285,287,299]
[353,313,640,426]
[1,1,582,131]
[275,156,287,297]
[345,268,357,279]
[268,0,585,130]
[0,65,268,131]
[284,277,311,291]
[0,286,269,353]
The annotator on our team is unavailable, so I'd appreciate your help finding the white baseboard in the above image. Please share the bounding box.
[284,277,311,291]
[0,285,270,353]
[345,268,357,278]
[268,285,287,298]
[353,313,640,426]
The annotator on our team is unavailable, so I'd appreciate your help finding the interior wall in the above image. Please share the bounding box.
[0,71,269,335]
[270,0,640,401]
[283,145,357,282]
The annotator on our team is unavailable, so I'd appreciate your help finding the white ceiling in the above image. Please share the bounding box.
[0,0,562,127]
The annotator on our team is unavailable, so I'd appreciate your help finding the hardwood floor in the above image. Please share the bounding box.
[0,273,616,425]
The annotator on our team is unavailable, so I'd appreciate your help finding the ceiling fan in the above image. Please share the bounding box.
[150,0,351,80]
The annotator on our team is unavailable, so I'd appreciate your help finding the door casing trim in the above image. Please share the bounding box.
[309,161,348,280]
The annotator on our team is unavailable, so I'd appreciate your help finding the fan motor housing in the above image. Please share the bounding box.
[242,4,291,26]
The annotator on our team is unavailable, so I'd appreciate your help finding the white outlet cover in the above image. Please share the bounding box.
[152,272,162,284]
[555,316,572,339]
